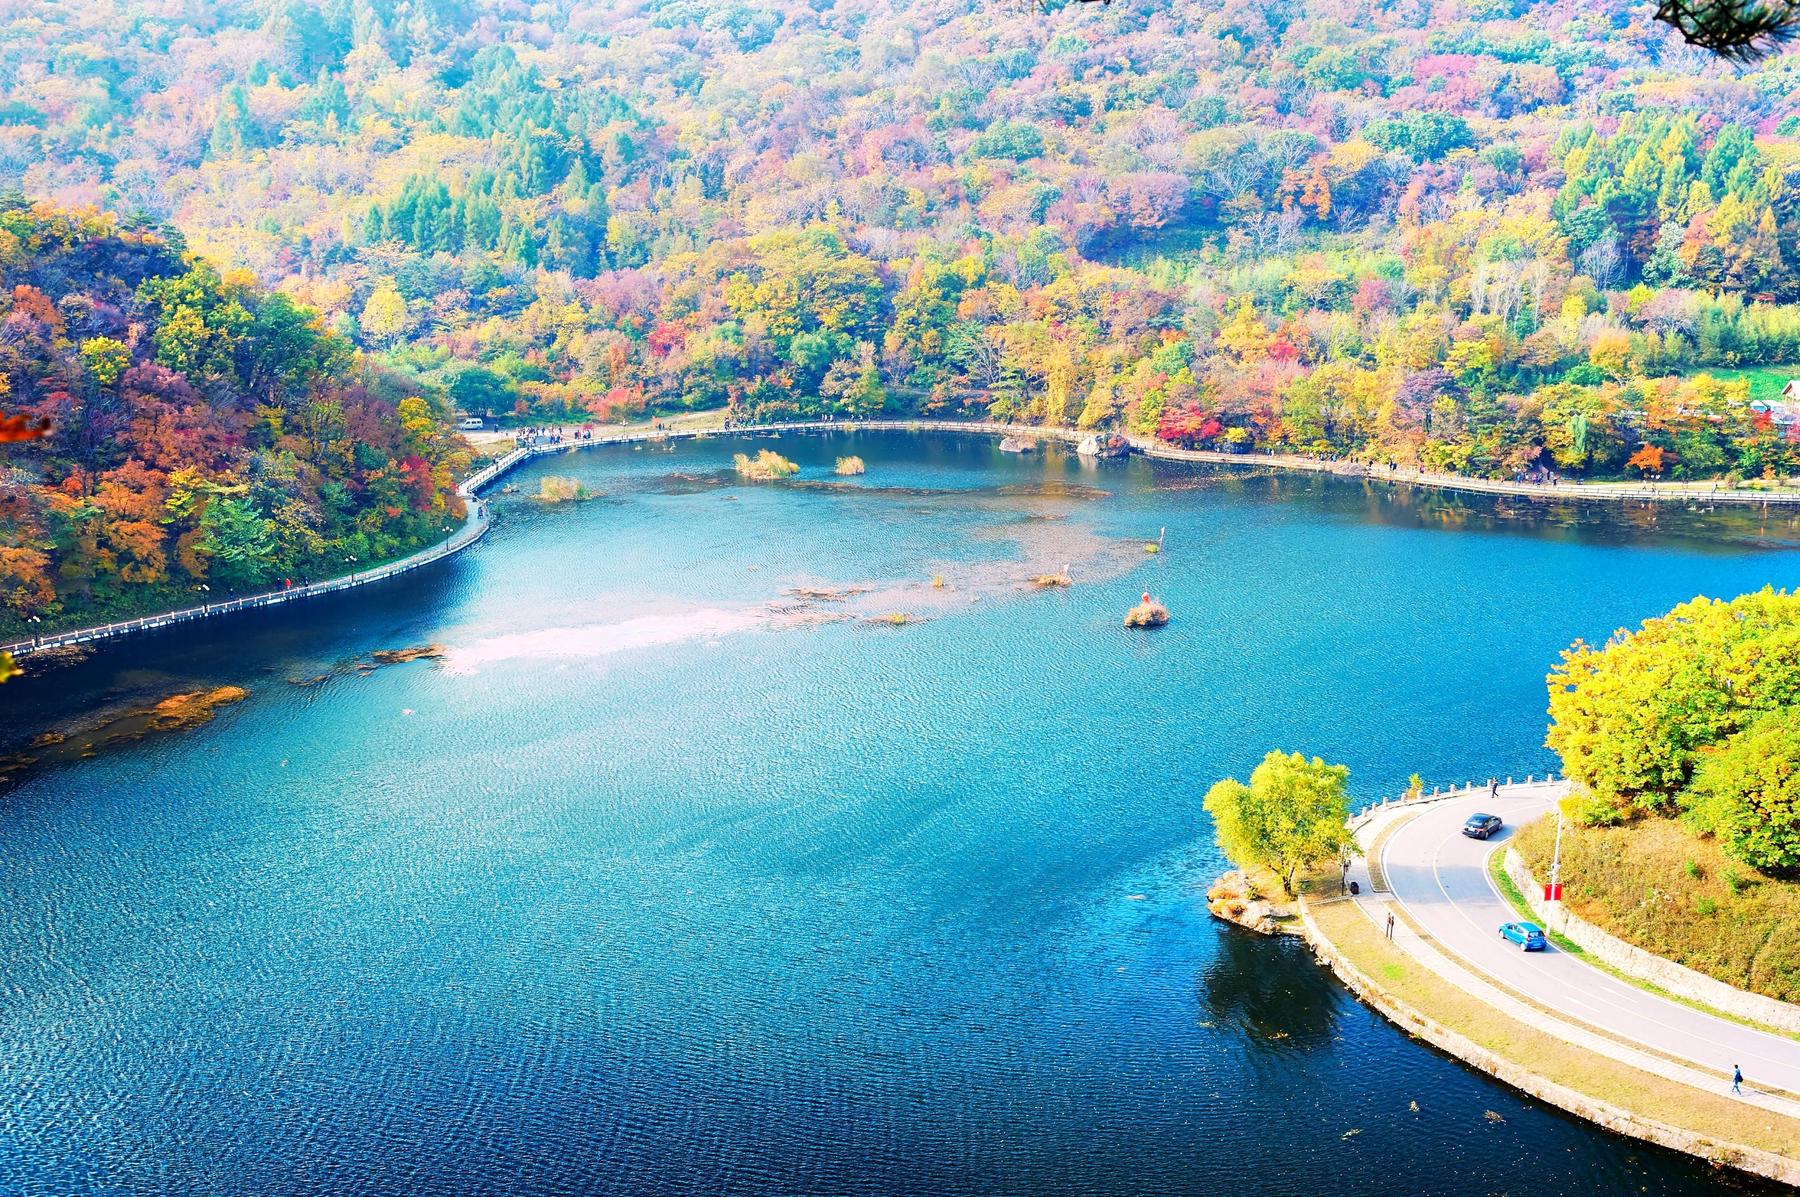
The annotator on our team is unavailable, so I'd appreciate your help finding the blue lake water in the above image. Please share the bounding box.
[1,431,1794,1196]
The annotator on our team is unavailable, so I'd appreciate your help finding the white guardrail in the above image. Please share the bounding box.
[1348,774,1566,833]
[8,415,1800,658]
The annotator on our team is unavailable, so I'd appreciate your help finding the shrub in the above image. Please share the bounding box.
[1124,596,1170,627]
[1569,787,1629,827]
[538,475,590,502]
[834,455,865,476]
[734,450,800,480]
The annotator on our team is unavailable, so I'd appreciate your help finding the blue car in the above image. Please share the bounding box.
[1499,921,1547,951]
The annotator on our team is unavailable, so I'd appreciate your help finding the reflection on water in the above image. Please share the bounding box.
[1198,923,1340,1051]
[0,430,1793,1197]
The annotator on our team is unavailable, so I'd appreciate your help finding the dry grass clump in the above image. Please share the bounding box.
[144,686,249,732]
[1515,814,1800,1002]
[538,475,592,502]
[1124,597,1170,627]
[1031,570,1072,588]
[834,455,865,476]
[370,644,446,665]
[734,450,800,480]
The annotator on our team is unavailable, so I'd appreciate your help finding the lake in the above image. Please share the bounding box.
[1,431,1794,1196]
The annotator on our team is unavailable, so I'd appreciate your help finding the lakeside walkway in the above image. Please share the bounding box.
[10,415,1800,660]
[1345,781,1800,1120]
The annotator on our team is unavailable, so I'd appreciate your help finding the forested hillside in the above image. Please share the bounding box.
[0,203,467,634]
[5,0,1800,480]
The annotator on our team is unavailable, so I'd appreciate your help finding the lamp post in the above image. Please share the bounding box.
[1548,799,1566,907]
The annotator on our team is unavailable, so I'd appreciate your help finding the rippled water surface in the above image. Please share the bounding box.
[2,432,1796,1196]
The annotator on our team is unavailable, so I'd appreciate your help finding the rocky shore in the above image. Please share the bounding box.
[1205,870,1297,935]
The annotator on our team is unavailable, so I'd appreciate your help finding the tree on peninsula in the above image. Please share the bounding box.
[1204,751,1357,895]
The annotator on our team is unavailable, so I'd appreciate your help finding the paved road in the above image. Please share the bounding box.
[1382,790,1800,1098]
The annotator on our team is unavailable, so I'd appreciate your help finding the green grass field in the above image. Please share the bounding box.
[1682,363,1799,403]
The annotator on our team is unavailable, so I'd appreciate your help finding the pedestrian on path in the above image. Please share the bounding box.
[1733,1064,1743,1095]
[1490,779,1499,800]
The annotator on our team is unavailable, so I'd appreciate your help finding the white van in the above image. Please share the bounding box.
[457,416,485,431]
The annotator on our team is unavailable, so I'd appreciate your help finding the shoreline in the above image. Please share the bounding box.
[1278,784,1800,1187]
[1296,893,1800,1187]
[10,415,1800,661]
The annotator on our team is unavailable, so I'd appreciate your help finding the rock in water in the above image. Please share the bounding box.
[1124,594,1170,627]
[1205,870,1280,934]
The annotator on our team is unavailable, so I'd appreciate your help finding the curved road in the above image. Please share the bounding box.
[1382,790,1800,1098]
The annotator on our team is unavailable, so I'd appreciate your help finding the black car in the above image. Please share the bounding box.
[1462,812,1503,839]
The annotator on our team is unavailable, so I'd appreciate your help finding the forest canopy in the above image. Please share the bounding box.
[5,0,1800,507]
[0,202,467,634]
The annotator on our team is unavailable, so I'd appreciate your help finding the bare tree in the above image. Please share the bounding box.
[1656,1,1800,60]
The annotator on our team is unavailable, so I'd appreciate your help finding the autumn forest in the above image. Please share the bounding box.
[5,0,1800,631]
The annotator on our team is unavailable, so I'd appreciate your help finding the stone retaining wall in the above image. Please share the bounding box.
[1296,898,1800,1188]
[1503,847,1800,1035]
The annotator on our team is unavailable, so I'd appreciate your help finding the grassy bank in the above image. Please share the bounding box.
[1486,850,1587,956]
[1514,816,1800,1004]
[1308,899,1800,1161]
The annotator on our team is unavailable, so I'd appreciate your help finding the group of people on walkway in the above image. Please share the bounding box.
[517,425,604,448]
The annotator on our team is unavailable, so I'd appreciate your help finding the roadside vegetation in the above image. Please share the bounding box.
[1514,815,1800,1003]
[1204,751,1355,895]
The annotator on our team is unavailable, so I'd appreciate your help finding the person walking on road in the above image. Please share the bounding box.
[1489,779,1499,800]
[1733,1065,1743,1094]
